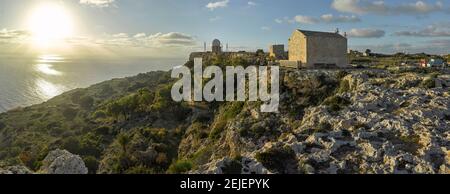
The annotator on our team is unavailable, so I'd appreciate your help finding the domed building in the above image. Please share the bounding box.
[212,39,222,54]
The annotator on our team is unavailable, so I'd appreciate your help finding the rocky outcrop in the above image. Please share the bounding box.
[187,69,449,174]
[40,149,88,174]
[0,166,33,174]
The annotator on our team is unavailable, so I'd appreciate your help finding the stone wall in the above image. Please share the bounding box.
[288,31,307,64]
[306,36,348,68]
[288,30,348,68]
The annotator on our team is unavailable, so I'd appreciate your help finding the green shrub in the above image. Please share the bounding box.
[221,160,243,174]
[95,126,111,136]
[420,79,435,89]
[167,160,193,174]
[92,110,107,119]
[0,121,5,130]
[62,137,82,154]
[323,96,351,112]
[79,133,103,157]
[338,79,351,94]
[79,96,94,110]
[313,122,333,133]
[125,165,155,174]
[83,156,99,174]
[210,102,244,140]
[70,90,85,104]
[62,107,78,120]
[210,120,227,140]
[336,71,349,80]
[191,147,213,166]
[399,134,422,155]
[255,146,297,174]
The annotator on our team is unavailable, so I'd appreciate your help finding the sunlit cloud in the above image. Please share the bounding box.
[292,15,319,24]
[395,22,450,37]
[206,0,230,11]
[351,39,450,54]
[79,0,116,7]
[281,14,361,24]
[0,29,30,43]
[331,0,448,15]
[248,1,257,6]
[94,32,197,48]
[321,14,361,23]
[347,28,386,38]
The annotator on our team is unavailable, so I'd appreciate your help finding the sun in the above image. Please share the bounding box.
[27,3,75,47]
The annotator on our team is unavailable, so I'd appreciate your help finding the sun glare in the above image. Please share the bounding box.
[27,3,75,47]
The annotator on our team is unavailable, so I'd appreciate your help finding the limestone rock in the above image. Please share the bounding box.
[40,149,88,174]
[0,166,33,174]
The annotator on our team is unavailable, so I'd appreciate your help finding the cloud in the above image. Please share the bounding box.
[331,0,447,15]
[206,0,230,11]
[351,42,412,53]
[0,29,30,44]
[351,40,450,54]
[79,0,115,7]
[428,39,450,47]
[248,1,257,6]
[283,14,361,24]
[347,28,386,38]
[395,23,450,37]
[321,14,361,23]
[293,15,319,24]
[96,32,197,48]
[0,29,29,39]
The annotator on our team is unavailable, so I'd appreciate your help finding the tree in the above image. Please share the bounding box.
[256,49,265,56]
[117,133,131,155]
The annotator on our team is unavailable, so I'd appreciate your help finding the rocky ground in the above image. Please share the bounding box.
[189,69,449,174]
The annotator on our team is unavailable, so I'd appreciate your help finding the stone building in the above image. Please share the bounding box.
[212,39,222,54]
[269,44,286,60]
[284,29,348,68]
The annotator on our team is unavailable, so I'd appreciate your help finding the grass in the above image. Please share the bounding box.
[209,102,244,140]
[167,160,193,174]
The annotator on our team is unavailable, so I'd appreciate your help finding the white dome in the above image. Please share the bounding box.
[212,39,221,46]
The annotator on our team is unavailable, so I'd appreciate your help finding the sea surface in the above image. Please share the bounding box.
[0,55,184,113]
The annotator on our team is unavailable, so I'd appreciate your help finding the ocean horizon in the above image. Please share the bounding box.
[0,55,185,113]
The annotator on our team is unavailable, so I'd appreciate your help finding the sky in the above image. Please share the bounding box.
[0,0,449,59]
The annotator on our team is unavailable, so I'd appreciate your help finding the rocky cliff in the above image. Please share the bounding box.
[0,62,448,174]
[188,70,449,174]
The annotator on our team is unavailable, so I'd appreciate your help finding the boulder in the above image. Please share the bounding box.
[40,149,88,174]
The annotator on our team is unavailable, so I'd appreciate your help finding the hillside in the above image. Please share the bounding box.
[0,58,449,174]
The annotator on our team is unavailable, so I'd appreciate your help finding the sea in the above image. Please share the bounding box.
[0,54,185,113]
